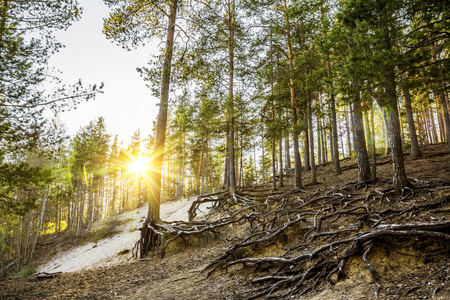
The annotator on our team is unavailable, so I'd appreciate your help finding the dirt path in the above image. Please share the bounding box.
[37,196,209,274]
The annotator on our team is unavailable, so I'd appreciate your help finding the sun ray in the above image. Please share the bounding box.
[128,155,150,175]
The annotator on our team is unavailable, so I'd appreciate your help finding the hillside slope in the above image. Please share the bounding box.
[0,144,449,300]
[37,196,210,274]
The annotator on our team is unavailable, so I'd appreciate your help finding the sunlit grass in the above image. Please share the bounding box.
[41,221,68,235]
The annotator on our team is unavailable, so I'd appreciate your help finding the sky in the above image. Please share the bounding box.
[48,0,160,145]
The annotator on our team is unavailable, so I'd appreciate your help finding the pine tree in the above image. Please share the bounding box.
[104,0,180,256]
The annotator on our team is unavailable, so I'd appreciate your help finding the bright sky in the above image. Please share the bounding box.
[48,0,160,145]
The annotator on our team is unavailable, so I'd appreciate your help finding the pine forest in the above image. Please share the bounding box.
[1,0,449,299]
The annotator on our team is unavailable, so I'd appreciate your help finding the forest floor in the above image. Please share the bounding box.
[1,143,449,299]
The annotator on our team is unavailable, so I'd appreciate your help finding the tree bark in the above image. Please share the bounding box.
[317,116,322,166]
[352,83,371,182]
[228,0,236,196]
[386,69,408,194]
[303,126,310,171]
[262,133,265,184]
[283,0,302,188]
[401,75,421,159]
[308,97,317,184]
[201,137,206,194]
[270,36,277,192]
[279,129,284,187]
[370,105,377,181]
[141,0,177,258]
[429,104,438,144]
[327,62,340,174]
[345,105,352,158]
[323,124,328,163]
[271,132,277,191]
[223,145,230,187]
[285,125,291,168]
[253,146,257,185]
[437,104,445,143]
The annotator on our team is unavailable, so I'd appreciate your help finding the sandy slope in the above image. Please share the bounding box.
[37,196,208,274]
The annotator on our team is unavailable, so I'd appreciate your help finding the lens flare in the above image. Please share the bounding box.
[128,156,149,174]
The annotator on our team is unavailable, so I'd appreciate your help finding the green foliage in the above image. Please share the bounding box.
[15,265,35,278]
[0,161,50,216]
[0,0,103,217]
[71,117,111,185]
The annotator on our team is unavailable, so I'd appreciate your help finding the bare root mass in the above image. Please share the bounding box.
[139,174,450,299]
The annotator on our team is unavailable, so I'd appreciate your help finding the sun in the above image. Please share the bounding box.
[128,156,149,174]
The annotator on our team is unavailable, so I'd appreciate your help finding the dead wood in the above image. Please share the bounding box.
[35,272,62,280]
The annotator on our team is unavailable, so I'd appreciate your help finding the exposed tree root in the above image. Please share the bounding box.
[199,179,450,299]
[133,177,449,298]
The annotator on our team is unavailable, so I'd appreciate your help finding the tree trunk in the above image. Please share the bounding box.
[279,131,284,187]
[201,137,206,194]
[329,131,333,163]
[228,0,236,196]
[320,1,340,173]
[317,116,322,166]
[31,184,50,257]
[352,83,371,182]
[437,104,445,143]
[253,146,258,185]
[345,105,352,157]
[429,104,438,144]
[386,70,408,194]
[181,137,185,196]
[308,97,317,184]
[439,91,450,147]
[303,126,310,171]
[370,105,377,181]
[262,133,265,184]
[76,184,84,237]
[271,133,277,191]
[285,129,291,169]
[381,105,390,154]
[283,0,301,188]
[270,38,277,192]
[223,147,229,187]
[401,75,421,159]
[141,0,177,258]
[239,135,243,190]
[340,125,345,158]
[327,64,340,175]
[364,105,372,150]
[323,125,328,163]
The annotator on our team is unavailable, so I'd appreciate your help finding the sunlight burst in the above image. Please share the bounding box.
[128,156,150,175]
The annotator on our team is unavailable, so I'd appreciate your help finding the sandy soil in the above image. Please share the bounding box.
[37,196,210,274]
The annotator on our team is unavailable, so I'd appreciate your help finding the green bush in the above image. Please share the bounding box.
[15,265,35,278]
